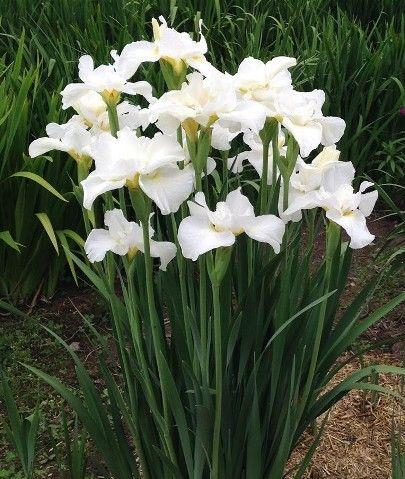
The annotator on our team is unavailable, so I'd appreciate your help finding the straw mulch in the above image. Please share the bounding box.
[286,351,404,479]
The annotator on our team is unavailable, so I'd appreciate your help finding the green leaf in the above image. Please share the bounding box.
[36,213,59,254]
[0,230,22,252]
[11,172,68,202]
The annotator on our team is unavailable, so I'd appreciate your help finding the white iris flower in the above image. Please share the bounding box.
[85,209,176,269]
[61,54,154,109]
[81,128,194,214]
[178,188,285,260]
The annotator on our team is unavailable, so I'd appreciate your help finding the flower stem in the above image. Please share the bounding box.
[297,221,340,421]
[259,120,276,214]
[283,179,289,212]
[171,214,193,361]
[141,217,177,469]
[260,137,270,214]
[107,103,120,138]
[211,281,222,478]
[271,124,279,186]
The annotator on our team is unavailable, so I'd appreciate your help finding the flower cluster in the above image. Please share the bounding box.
[29,16,377,268]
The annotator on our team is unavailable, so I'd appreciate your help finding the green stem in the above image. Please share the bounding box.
[297,221,340,422]
[211,282,222,479]
[260,138,270,214]
[282,178,289,212]
[107,103,120,138]
[141,217,177,468]
[271,125,279,186]
[199,256,207,379]
[171,214,193,361]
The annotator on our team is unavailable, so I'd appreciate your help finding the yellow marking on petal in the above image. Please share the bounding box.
[207,114,219,127]
[161,56,187,76]
[125,173,140,190]
[69,150,93,169]
[127,246,139,260]
[101,89,121,106]
[342,210,354,217]
[182,118,199,140]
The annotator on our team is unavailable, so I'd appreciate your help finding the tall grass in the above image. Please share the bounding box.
[0,0,403,300]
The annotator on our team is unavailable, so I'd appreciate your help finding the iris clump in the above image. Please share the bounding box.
[24,14,404,479]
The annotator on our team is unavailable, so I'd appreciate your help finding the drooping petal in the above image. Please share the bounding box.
[211,123,240,151]
[84,229,117,262]
[121,80,154,102]
[178,216,235,260]
[227,153,245,173]
[243,214,285,253]
[219,100,267,135]
[326,209,374,249]
[187,192,210,218]
[319,116,346,146]
[187,57,220,77]
[358,182,378,217]
[61,83,92,110]
[29,137,69,157]
[81,173,125,210]
[284,190,321,217]
[112,41,159,78]
[281,117,322,158]
[139,163,194,214]
[139,133,185,174]
[149,240,177,270]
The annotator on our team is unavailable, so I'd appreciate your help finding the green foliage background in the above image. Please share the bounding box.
[0,0,403,300]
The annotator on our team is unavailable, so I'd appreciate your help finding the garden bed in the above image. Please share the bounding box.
[1,209,403,478]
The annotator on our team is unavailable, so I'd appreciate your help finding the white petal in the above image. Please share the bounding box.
[28,137,68,157]
[235,57,267,87]
[225,188,254,217]
[359,181,374,193]
[139,164,194,215]
[227,154,245,174]
[188,58,220,77]
[320,116,346,145]
[321,161,355,192]
[81,173,125,210]
[284,190,321,216]
[61,83,93,110]
[78,55,95,83]
[206,157,217,176]
[85,229,117,262]
[104,209,130,234]
[211,123,239,151]
[326,209,374,249]
[140,133,185,174]
[311,145,340,167]
[121,80,154,102]
[220,100,267,134]
[187,192,210,218]
[359,190,378,217]
[282,117,322,158]
[178,216,235,260]
[113,41,158,78]
[265,56,296,80]
[243,214,285,253]
[149,240,177,270]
